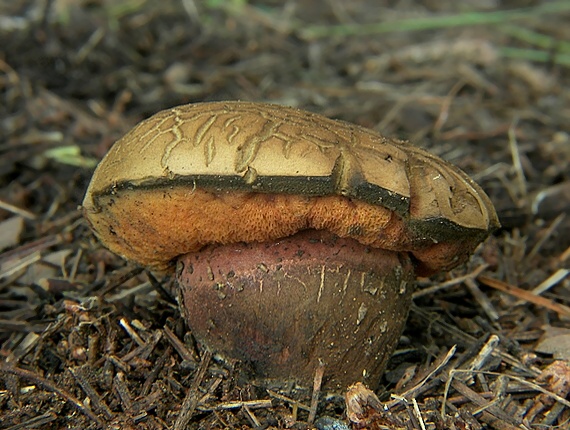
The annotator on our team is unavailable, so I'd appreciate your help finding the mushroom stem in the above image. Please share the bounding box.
[177,229,414,389]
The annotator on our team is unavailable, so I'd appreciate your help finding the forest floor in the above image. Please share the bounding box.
[1,1,570,429]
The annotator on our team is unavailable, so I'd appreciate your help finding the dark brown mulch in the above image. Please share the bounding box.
[1,1,569,429]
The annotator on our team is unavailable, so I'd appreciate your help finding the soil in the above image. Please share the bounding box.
[1,1,569,429]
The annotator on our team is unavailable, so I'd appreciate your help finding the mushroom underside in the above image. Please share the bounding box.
[85,186,487,275]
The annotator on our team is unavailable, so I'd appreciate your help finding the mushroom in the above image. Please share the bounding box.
[83,101,499,389]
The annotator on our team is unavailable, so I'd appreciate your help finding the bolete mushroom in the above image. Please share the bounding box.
[83,101,499,389]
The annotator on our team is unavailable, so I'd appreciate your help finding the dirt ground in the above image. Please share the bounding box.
[1,1,570,429]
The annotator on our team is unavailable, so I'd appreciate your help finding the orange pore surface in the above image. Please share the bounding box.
[87,187,477,275]
[87,187,416,271]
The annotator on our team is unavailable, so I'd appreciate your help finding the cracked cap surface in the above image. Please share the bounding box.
[82,101,499,274]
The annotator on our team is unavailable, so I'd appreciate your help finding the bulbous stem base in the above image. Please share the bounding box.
[177,229,414,390]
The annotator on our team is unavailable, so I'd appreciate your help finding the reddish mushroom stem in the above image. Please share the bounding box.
[177,229,415,389]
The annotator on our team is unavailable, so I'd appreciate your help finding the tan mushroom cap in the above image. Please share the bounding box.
[82,101,499,275]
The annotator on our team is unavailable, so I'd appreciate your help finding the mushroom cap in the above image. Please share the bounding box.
[82,101,499,275]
